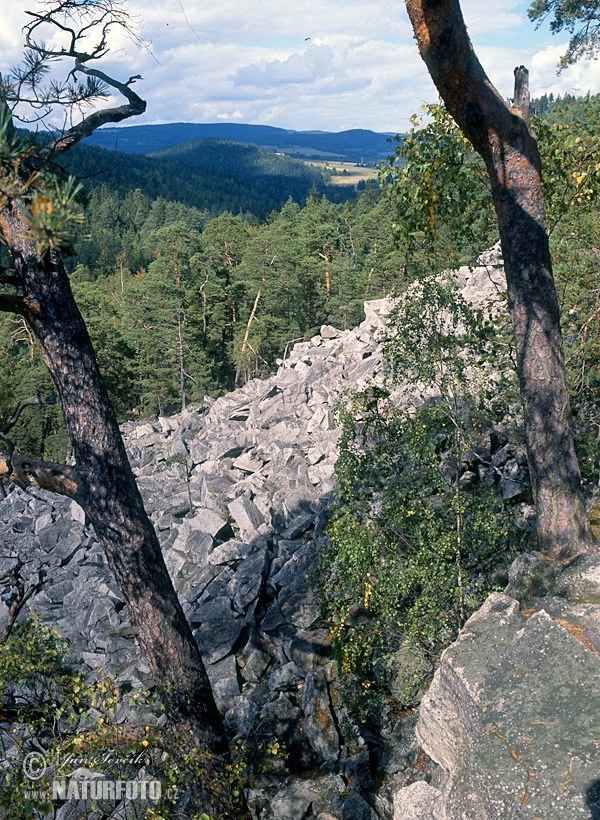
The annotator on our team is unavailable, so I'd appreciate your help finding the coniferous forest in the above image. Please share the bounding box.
[2,92,600,489]
[2,1,600,806]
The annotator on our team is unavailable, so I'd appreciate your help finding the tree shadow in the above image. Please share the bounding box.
[587,779,600,819]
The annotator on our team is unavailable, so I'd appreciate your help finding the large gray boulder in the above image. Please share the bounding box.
[395,586,600,819]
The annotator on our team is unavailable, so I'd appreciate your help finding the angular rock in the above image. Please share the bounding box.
[268,661,305,693]
[188,507,229,538]
[499,476,523,500]
[230,696,260,736]
[551,553,600,604]
[191,596,244,664]
[341,790,378,819]
[228,496,264,532]
[380,643,432,702]
[261,775,345,820]
[416,592,600,819]
[290,629,331,672]
[257,693,303,754]
[504,551,558,601]
[206,655,240,714]
[393,781,444,820]
[240,631,271,682]
[209,539,254,566]
[228,548,268,613]
[302,666,340,763]
[279,587,321,630]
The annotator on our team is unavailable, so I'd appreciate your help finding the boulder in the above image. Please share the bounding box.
[257,775,344,820]
[393,781,443,819]
[399,591,600,819]
[302,666,340,763]
[228,496,264,532]
[379,643,432,703]
[320,324,340,340]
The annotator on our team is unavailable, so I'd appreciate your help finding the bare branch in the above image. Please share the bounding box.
[5,0,146,151]
[0,267,20,287]
[35,59,145,163]
[514,65,531,126]
[1,395,57,436]
[23,0,139,62]
[0,452,84,500]
[0,567,44,643]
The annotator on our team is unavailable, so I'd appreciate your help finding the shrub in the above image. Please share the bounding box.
[316,277,531,722]
[0,618,270,819]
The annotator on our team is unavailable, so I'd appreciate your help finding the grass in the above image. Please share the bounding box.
[303,160,379,186]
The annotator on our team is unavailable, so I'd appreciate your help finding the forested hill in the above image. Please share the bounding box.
[147,137,334,181]
[59,138,353,220]
[82,122,394,162]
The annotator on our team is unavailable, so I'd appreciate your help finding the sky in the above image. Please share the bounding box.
[2,0,600,134]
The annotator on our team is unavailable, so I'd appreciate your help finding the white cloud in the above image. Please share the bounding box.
[530,44,600,96]
[0,0,599,133]
[461,0,526,37]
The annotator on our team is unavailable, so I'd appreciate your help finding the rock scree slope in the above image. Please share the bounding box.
[1,251,599,819]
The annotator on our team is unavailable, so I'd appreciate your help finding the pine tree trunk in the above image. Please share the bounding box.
[0,201,246,815]
[405,0,597,560]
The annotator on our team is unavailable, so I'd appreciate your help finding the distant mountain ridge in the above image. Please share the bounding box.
[59,136,357,221]
[83,122,396,163]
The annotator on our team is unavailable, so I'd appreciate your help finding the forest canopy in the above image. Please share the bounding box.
[2,93,600,480]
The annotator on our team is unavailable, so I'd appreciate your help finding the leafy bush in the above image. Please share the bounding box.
[317,277,532,722]
[0,618,272,819]
[382,103,497,277]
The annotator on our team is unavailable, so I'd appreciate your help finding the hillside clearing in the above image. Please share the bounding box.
[303,160,379,185]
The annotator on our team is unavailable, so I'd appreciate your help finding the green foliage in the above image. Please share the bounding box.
[20,175,85,257]
[0,109,84,257]
[41,185,401,422]
[5,93,600,469]
[528,0,600,68]
[533,96,600,231]
[0,618,85,718]
[381,103,496,277]
[59,137,354,222]
[0,618,278,819]
[317,278,530,723]
[531,94,600,488]
[0,618,85,819]
[120,221,212,416]
[383,277,519,422]
[0,316,67,459]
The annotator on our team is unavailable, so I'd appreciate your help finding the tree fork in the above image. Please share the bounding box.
[405,0,597,560]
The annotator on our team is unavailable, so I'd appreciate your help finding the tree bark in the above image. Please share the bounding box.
[405,0,597,560]
[1,17,248,809]
[0,198,247,815]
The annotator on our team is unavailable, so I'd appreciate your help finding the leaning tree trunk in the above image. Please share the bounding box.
[0,200,246,816]
[405,0,597,560]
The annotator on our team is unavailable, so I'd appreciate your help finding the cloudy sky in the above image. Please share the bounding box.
[2,0,600,134]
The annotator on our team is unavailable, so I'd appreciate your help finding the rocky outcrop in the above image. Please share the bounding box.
[2,249,559,818]
[394,567,600,819]
[0,298,401,818]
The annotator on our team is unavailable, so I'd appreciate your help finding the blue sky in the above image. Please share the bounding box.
[2,0,600,133]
